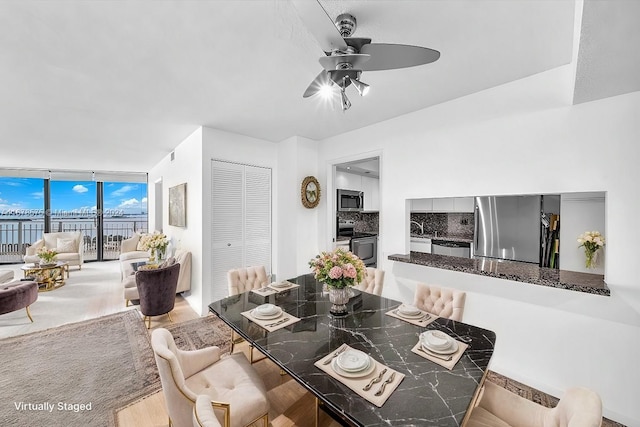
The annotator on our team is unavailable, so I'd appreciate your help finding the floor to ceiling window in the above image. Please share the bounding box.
[0,169,147,264]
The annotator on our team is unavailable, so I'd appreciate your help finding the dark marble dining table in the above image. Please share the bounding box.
[208,274,497,427]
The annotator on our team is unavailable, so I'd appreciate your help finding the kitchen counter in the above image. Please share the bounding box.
[410,233,473,243]
[388,252,609,296]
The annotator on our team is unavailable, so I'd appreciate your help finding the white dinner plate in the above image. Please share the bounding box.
[251,308,283,320]
[420,330,454,350]
[395,309,425,319]
[421,339,459,355]
[398,304,421,316]
[270,281,291,288]
[331,356,376,378]
[336,349,370,372]
[255,303,280,315]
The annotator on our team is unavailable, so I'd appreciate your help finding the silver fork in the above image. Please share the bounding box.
[322,346,346,365]
[374,372,396,396]
[265,317,290,328]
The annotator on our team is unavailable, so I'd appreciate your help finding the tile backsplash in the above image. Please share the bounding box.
[410,212,474,237]
[337,211,379,234]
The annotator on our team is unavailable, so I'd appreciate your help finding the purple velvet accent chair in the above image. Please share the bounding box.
[136,263,180,329]
[1,280,38,322]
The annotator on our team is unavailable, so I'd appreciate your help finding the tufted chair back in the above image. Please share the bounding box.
[227,266,268,296]
[413,283,466,321]
[354,267,385,296]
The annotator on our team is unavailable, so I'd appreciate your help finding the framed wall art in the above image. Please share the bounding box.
[168,183,187,227]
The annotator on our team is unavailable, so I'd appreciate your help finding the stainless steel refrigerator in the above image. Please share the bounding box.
[474,195,541,263]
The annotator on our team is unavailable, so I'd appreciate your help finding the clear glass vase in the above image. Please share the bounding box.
[328,287,350,316]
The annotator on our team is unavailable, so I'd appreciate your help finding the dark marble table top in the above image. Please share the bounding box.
[209,274,496,427]
[388,252,609,296]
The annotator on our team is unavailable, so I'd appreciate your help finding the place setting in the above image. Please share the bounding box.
[385,303,438,327]
[410,330,468,370]
[250,280,300,296]
[314,344,405,407]
[241,303,300,332]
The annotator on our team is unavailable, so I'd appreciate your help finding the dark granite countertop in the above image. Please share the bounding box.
[410,233,474,243]
[388,252,609,296]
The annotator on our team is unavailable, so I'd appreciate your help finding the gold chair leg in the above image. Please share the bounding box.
[145,316,151,329]
[125,299,130,307]
[315,397,319,427]
[262,413,268,427]
[25,305,34,323]
[168,311,173,322]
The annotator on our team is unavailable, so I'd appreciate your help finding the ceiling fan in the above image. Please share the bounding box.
[293,0,440,111]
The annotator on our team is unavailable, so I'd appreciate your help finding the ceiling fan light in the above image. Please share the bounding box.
[351,78,370,96]
[340,89,352,111]
[318,82,335,99]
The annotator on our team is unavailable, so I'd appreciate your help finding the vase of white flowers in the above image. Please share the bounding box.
[140,232,169,262]
[309,248,366,316]
[577,231,605,269]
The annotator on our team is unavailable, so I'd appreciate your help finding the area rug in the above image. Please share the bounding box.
[163,314,232,354]
[0,310,158,427]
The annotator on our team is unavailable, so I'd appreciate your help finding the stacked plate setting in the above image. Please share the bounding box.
[396,304,423,319]
[420,330,459,355]
[332,349,376,378]
[252,303,282,320]
[270,281,291,289]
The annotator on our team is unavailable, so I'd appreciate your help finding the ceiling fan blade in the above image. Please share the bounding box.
[303,70,332,98]
[360,43,440,71]
[292,0,347,55]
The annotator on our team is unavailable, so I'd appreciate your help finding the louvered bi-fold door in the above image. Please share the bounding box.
[210,160,271,303]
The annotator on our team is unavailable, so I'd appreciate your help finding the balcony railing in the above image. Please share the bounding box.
[0,219,148,264]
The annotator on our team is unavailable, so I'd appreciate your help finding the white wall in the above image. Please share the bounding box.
[316,66,640,425]
[276,136,320,281]
[148,127,204,315]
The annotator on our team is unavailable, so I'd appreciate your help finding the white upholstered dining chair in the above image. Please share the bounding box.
[151,328,269,427]
[353,267,385,296]
[193,395,223,427]
[467,381,602,427]
[227,266,269,296]
[413,283,466,321]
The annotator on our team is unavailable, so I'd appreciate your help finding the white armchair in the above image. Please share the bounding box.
[226,266,269,296]
[467,381,602,427]
[118,233,150,279]
[23,231,84,269]
[151,328,269,427]
[193,395,223,427]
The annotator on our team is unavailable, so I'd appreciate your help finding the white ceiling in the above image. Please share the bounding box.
[0,0,636,173]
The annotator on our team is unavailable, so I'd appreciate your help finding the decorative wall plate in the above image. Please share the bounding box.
[301,176,321,208]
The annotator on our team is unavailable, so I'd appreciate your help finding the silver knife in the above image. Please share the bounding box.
[374,372,396,396]
[363,368,387,391]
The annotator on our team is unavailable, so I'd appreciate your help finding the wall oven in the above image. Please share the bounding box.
[350,233,377,267]
[337,189,364,212]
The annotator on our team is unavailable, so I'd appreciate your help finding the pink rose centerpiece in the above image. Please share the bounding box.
[309,248,366,316]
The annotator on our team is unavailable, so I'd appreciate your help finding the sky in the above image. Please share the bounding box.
[0,177,147,216]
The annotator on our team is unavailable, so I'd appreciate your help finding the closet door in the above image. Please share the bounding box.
[210,160,272,301]
[244,165,271,271]
[211,161,244,300]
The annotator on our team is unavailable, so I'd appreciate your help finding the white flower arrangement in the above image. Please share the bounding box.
[139,232,169,253]
[577,231,605,268]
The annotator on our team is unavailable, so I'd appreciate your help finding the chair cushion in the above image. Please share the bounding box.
[0,281,38,315]
[185,353,269,427]
[466,406,512,427]
[119,251,149,262]
[56,238,77,253]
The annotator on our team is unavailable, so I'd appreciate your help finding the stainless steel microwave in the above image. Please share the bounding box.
[337,189,364,212]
